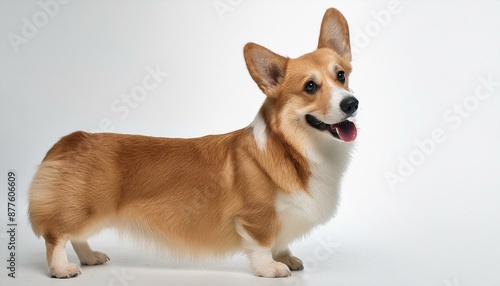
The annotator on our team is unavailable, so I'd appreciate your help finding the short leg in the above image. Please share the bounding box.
[248,248,292,278]
[71,241,110,266]
[236,222,291,278]
[273,247,303,271]
[45,236,81,278]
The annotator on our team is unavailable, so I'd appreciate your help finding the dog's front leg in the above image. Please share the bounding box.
[247,247,291,278]
[236,220,291,277]
[273,247,304,271]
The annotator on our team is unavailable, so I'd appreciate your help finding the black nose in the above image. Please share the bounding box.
[340,96,359,116]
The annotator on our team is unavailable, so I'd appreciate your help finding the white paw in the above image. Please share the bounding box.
[275,255,304,271]
[254,261,292,278]
[80,251,110,266]
[50,263,82,278]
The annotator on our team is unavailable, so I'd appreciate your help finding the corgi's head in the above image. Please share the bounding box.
[245,8,358,149]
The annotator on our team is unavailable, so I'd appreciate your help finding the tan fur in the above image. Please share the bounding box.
[30,130,286,253]
[29,7,355,278]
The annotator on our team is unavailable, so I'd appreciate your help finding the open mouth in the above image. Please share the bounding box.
[305,114,357,142]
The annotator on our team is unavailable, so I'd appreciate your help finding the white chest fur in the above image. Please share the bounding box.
[250,114,353,250]
[274,141,352,250]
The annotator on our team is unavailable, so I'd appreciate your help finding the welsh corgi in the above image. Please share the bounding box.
[28,8,358,278]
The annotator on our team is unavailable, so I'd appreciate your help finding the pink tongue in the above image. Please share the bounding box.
[332,121,357,142]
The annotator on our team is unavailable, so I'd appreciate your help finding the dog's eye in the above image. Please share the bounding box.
[304,81,319,94]
[337,71,345,84]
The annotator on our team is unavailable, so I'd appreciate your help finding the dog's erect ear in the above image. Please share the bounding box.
[318,8,351,62]
[244,43,288,98]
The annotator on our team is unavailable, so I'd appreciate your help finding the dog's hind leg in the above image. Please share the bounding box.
[44,234,81,278]
[71,240,110,266]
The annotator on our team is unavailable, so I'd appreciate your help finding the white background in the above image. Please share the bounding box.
[1,0,499,285]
